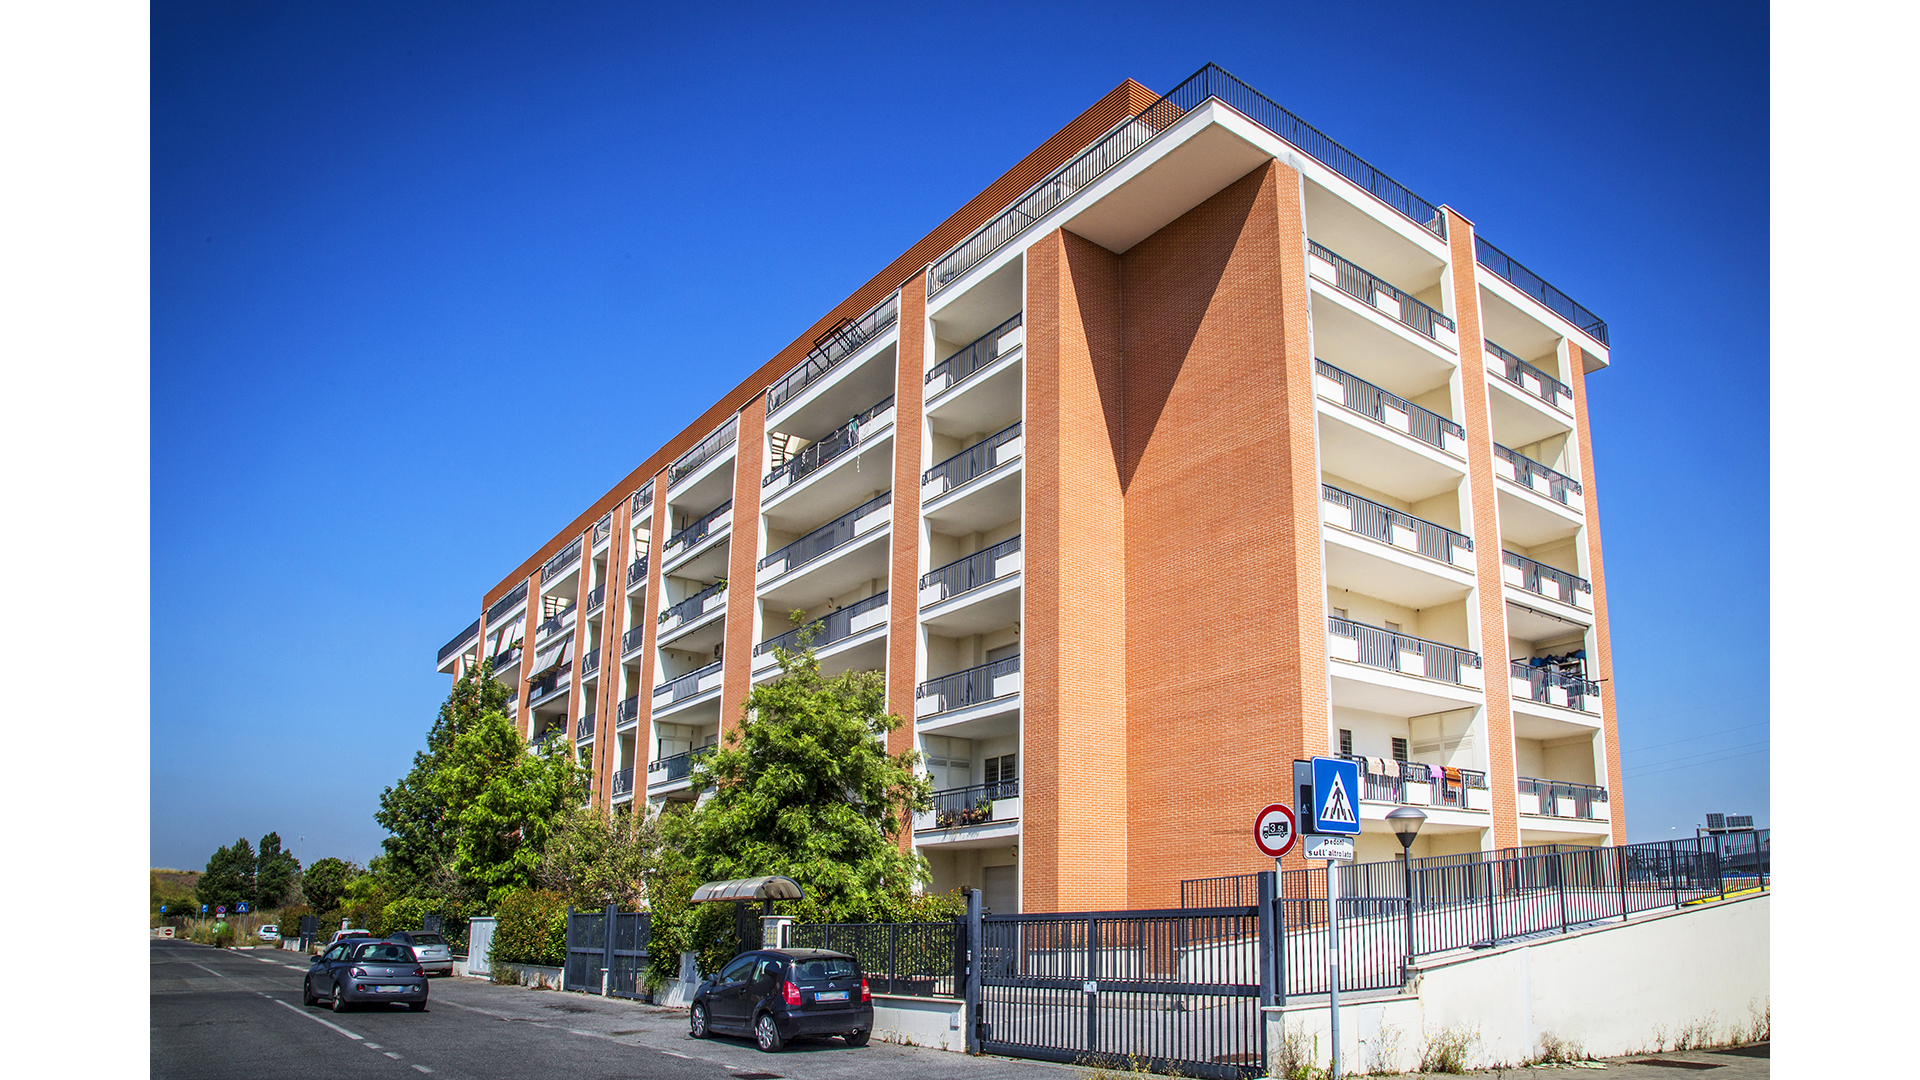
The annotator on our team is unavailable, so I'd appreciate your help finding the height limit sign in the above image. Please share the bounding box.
[1254,803,1298,859]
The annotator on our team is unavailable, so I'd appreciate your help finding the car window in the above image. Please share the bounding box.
[355,943,413,963]
[796,958,860,980]
[719,954,757,983]
[752,958,784,984]
[322,945,348,962]
[410,934,445,946]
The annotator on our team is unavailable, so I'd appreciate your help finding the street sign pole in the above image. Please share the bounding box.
[1327,858,1341,1080]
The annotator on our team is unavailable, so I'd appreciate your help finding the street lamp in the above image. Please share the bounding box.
[1387,808,1427,981]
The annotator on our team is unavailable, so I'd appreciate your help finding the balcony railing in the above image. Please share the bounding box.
[486,581,528,627]
[764,395,896,490]
[528,663,572,705]
[920,535,1022,604]
[576,714,595,742]
[648,745,717,785]
[1493,444,1583,508]
[928,63,1445,298]
[922,779,1021,829]
[584,584,606,614]
[1475,235,1609,346]
[657,660,724,705]
[1346,756,1489,811]
[438,619,480,665]
[593,512,613,546]
[759,492,892,579]
[535,608,572,641]
[1327,616,1482,686]
[541,536,583,584]
[1502,550,1591,607]
[1314,359,1464,454]
[503,690,519,713]
[925,312,1023,396]
[1483,339,1572,412]
[767,291,902,413]
[1510,661,1601,712]
[489,646,522,671]
[1308,240,1457,342]
[666,501,732,555]
[1518,776,1609,820]
[622,625,646,656]
[615,695,641,726]
[916,655,1022,717]
[631,480,653,516]
[754,592,889,657]
[1322,485,1472,568]
[582,649,600,676]
[611,767,634,799]
[627,554,648,589]
[659,580,727,628]
[923,422,1022,498]
[669,415,739,485]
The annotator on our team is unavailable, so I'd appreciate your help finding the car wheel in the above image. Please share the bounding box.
[302,978,317,1007]
[844,1029,871,1047]
[689,1003,709,1039]
[331,985,349,1013]
[755,1012,785,1053]
[408,1001,426,1013]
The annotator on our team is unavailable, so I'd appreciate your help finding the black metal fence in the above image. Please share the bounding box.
[924,421,1022,496]
[564,905,652,1000]
[917,655,1021,716]
[1309,240,1456,340]
[767,290,902,413]
[1476,235,1610,345]
[668,416,738,485]
[926,311,1024,393]
[1327,615,1482,685]
[789,920,967,998]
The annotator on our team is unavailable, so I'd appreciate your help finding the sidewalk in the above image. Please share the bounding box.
[1458,1043,1767,1079]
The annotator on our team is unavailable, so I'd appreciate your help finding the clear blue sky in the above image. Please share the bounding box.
[150,0,1768,871]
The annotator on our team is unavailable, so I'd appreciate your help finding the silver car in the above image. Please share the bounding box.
[385,930,454,977]
[304,939,428,1012]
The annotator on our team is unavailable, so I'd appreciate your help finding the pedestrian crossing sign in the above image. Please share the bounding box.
[1311,756,1361,835]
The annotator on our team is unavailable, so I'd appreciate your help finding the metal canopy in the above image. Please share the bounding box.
[688,876,805,904]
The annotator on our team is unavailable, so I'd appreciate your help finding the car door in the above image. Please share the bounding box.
[746,956,785,1020]
[311,944,348,995]
[709,953,759,1031]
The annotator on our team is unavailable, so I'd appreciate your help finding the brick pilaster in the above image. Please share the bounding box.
[718,400,768,739]
[1564,346,1628,845]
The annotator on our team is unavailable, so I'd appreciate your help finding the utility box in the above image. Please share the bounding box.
[761,915,792,949]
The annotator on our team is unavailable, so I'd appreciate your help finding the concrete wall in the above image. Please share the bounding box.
[1266,893,1769,1073]
[870,995,966,1052]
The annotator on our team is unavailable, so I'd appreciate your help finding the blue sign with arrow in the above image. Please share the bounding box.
[1311,756,1361,836]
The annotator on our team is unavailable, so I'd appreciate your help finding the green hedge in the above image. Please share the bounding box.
[489,888,567,967]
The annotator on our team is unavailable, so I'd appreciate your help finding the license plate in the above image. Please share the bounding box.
[375,985,406,993]
[816,990,848,1002]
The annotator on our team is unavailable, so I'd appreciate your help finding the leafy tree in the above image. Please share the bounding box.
[302,857,359,915]
[195,839,257,911]
[439,710,587,908]
[375,659,511,897]
[255,832,301,909]
[539,803,662,911]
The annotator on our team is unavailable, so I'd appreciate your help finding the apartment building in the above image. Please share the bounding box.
[433,65,1622,915]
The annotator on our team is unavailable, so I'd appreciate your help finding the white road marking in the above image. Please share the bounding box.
[411,1067,434,1074]
[384,1052,403,1059]
[364,1043,383,1050]
[184,960,230,979]
[270,998,364,1040]
[660,1050,691,1058]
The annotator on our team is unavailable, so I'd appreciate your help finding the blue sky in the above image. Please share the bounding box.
[150,0,1768,870]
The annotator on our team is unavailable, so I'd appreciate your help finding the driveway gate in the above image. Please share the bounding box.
[977,904,1270,1079]
[564,905,651,1000]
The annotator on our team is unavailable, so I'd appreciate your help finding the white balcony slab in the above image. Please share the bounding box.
[1315,399,1465,504]
[926,345,1024,427]
[914,692,1020,740]
[919,571,1022,636]
[922,458,1022,534]
[752,615,888,683]
[1509,694,1604,741]
[1493,481,1582,548]
[912,816,1020,849]
[1321,522,1475,610]
[758,521,892,607]
[651,684,724,724]
[1486,369,1574,447]
[768,331,899,430]
[761,422,896,519]
[662,511,734,575]
[655,596,727,647]
[1328,652,1485,716]
[1308,277,1456,387]
[1503,589,1593,644]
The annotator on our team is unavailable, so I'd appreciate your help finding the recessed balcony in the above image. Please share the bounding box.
[621,625,647,660]
[1518,777,1610,823]
[489,646,522,677]
[575,713,595,743]
[762,396,896,515]
[1327,616,1484,715]
[752,592,890,679]
[1321,486,1474,609]
[914,779,1021,847]
[540,535,583,588]
[647,745,716,801]
[626,554,649,594]
[614,694,641,732]
[656,581,728,645]
[1315,360,1466,503]
[661,501,733,575]
[1493,445,1583,547]
[583,584,607,617]
[919,536,1022,635]
[1502,550,1591,613]
[1484,338,1574,447]
[666,415,739,497]
[1348,757,1490,815]
[652,659,724,718]
[766,291,900,423]
[916,655,1022,729]
[581,649,601,682]
[610,767,635,802]
[438,619,480,674]
[926,312,1023,402]
[1510,660,1603,720]
[922,422,1022,533]
[1308,240,1458,351]
[534,605,576,644]
[758,493,892,606]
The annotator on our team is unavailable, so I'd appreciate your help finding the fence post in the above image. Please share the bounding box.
[1617,845,1629,923]
[1669,842,1680,909]
[964,888,983,1054]
[1555,852,1569,935]
[1257,869,1280,1008]
[603,904,618,997]
[888,923,899,997]
[1483,860,1497,945]
[1715,836,1727,901]
[1085,915,1099,1057]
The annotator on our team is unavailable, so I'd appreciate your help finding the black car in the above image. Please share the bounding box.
[689,948,872,1052]
[304,938,429,1012]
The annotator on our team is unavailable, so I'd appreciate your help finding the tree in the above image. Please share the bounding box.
[539,803,662,911]
[195,838,257,912]
[255,832,301,909]
[438,709,587,908]
[375,659,511,898]
[303,857,360,915]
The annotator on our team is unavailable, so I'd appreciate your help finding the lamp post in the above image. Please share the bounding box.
[1387,808,1426,982]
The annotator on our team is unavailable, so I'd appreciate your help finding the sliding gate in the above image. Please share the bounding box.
[977,905,1267,1079]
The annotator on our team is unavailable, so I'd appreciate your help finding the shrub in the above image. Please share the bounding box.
[1418,1026,1479,1074]
[490,888,567,967]
[188,922,237,948]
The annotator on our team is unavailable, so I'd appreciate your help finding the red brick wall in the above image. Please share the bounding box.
[718,398,768,739]
[1565,346,1627,845]
[885,273,929,850]
[633,475,669,794]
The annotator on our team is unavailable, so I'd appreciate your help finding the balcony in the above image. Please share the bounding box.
[923,423,1023,534]
[762,396,897,510]
[621,625,647,658]
[919,536,1022,637]
[1308,240,1457,351]
[767,291,901,416]
[527,663,572,706]
[1493,445,1582,510]
[581,650,601,679]
[631,480,654,520]
[1518,777,1610,822]
[592,512,613,548]
[925,312,1023,400]
[759,493,891,590]
[647,745,716,797]
[914,779,1021,842]
[615,694,641,730]
[489,646,523,674]
[1328,617,1481,686]
[611,767,634,801]
[656,581,728,639]
[668,415,738,489]
[1493,444,1584,548]
[1502,550,1591,611]
[752,592,889,674]
[1315,359,1465,461]
[502,690,519,715]
[1475,235,1609,347]
[627,554,648,592]
[1485,339,1572,413]
[584,584,606,615]
[540,536,583,586]
[917,656,1022,720]
[575,714,596,742]
[1510,661,1602,715]
[663,501,733,569]
[438,619,480,671]
[653,660,725,713]
[534,606,575,643]
[1322,485,1471,569]
[1349,757,1489,813]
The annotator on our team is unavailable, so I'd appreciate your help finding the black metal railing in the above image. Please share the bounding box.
[584,584,606,614]
[920,535,1022,603]
[582,650,600,675]
[668,415,738,485]
[1309,240,1456,341]
[611,767,634,798]
[1502,550,1590,606]
[921,779,1021,829]
[755,592,889,656]
[1483,339,1572,410]
[1476,235,1609,346]
[1315,359,1464,452]
[438,619,480,664]
[665,501,732,554]
[928,62,1446,297]
[1327,616,1481,685]
[615,695,640,726]
[767,291,902,413]
[1510,661,1601,712]
[489,646,522,671]
[593,513,613,546]
[535,609,572,640]
[764,395,896,489]
[631,481,653,516]
[1322,485,1472,566]
[647,745,716,784]
[759,492,892,577]
[1344,756,1489,811]
[621,625,646,656]
[576,714,595,741]
[1519,777,1609,820]
[658,580,727,628]
[656,660,723,705]
[541,536,583,584]
[486,581,528,627]
[916,655,1021,714]
[627,554,648,589]
[923,422,1022,496]
[789,920,965,998]
[528,663,572,704]
[925,311,1023,394]
[1494,444,1583,507]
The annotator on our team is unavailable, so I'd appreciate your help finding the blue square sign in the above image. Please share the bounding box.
[1311,756,1361,836]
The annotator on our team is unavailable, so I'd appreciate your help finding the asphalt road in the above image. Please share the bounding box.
[151,940,1080,1080]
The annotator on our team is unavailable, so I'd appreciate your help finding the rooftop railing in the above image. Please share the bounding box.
[1493,444,1583,507]
[648,744,716,785]
[922,779,1021,829]
[486,581,528,627]
[916,655,1022,716]
[1315,359,1464,454]
[1518,776,1609,819]
[438,619,481,664]
[584,584,606,614]
[923,422,1022,497]
[920,535,1022,604]
[611,767,634,799]
[631,481,654,516]
[658,581,727,628]
[1309,240,1457,341]
[754,591,889,657]
[1327,616,1482,685]
[1321,485,1473,567]
[925,312,1023,395]
[541,536,583,584]
[759,492,892,578]
[1483,339,1573,412]
[1502,550,1591,606]
[593,512,613,546]
[767,291,902,413]
[665,500,732,554]
[668,415,738,486]
[764,395,896,490]
[1510,661,1601,712]
[622,625,646,657]
[1475,235,1609,346]
[927,62,1446,298]
[657,660,724,705]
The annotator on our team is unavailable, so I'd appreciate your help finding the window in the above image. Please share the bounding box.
[1391,738,1408,762]
[1385,621,1402,633]
[1332,607,1348,620]
[984,753,1016,792]
[1339,729,1353,756]
[720,954,757,983]
[753,958,784,985]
